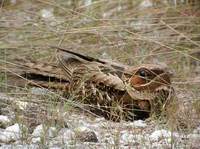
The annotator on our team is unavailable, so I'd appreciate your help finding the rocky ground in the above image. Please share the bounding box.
[0,89,200,149]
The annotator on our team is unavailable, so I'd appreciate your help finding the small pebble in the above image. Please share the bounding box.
[150,129,178,142]
[32,124,56,137]
[74,126,98,142]
[120,133,136,145]
[32,124,43,137]
[55,128,75,144]
[0,115,11,128]
[0,123,27,143]
[132,120,147,128]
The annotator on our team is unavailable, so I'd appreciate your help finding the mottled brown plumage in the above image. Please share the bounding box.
[8,47,174,121]
[56,47,174,121]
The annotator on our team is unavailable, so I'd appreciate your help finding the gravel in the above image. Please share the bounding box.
[0,92,200,148]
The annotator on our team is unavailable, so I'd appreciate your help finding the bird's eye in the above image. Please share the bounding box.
[139,69,147,77]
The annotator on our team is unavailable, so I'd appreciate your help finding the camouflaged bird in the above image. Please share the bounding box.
[9,47,174,121]
[55,47,174,121]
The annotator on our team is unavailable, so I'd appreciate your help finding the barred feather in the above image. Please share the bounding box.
[54,47,174,121]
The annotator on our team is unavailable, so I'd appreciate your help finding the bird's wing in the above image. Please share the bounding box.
[55,47,132,91]
[5,58,69,89]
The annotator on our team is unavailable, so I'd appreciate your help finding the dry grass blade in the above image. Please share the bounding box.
[0,0,200,148]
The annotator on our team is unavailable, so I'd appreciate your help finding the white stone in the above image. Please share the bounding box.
[48,127,57,138]
[132,120,147,128]
[0,115,11,125]
[32,137,41,144]
[0,144,39,149]
[188,134,200,139]
[120,130,149,145]
[32,124,57,138]
[32,124,43,137]
[120,133,136,145]
[0,123,27,143]
[56,128,75,144]
[150,129,178,142]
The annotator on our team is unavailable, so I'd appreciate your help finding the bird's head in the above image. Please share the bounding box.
[129,64,173,92]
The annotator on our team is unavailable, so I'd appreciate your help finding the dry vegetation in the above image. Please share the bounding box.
[0,0,200,148]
